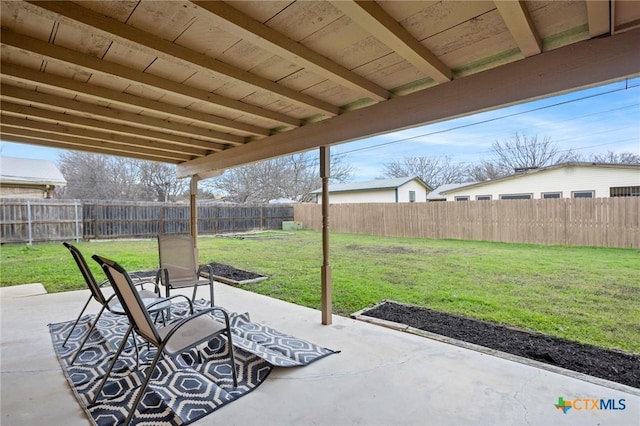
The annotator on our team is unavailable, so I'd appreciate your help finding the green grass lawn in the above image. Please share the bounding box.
[1,230,638,353]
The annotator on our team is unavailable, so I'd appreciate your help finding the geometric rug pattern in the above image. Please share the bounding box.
[49,300,338,426]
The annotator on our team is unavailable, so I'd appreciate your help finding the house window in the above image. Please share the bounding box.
[542,192,561,199]
[572,190,594,198]
[409,190,416,202]
[610,186,640,197]
[455,196,469,201]
[500,194,532,200]
[476,195,491,201]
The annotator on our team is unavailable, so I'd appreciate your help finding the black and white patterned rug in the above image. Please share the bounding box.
[49,300,337,426]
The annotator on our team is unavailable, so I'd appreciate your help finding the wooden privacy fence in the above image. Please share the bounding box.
[0,199,293,244]
[294,198,640,248]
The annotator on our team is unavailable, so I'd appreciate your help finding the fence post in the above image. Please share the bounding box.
[74,201,80,242]
[26,200,33,245]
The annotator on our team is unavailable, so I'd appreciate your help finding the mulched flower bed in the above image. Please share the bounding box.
[361,300,639,389]
[132,262,266,284]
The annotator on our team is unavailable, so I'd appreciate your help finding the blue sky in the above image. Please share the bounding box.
[1,77,638,182]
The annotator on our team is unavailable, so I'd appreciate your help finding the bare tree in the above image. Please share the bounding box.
[466,161,504,182]
[138,162,187,202]
[590,150,640,164]
[203,152,353,203]
[58,151,181,201]
[381,155,468,188]
[489,133,577,174]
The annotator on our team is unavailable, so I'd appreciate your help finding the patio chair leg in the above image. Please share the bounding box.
[209,282,214,307]
[91,326,133,405]
[125,346,165,425]
[62,295,92,348]
[70,305,106,365]
[222,311,238,387]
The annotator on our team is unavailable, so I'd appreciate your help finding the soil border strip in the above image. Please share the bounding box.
[351,301,640,397]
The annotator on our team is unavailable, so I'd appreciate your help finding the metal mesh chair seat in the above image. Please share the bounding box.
[157,234,215,304]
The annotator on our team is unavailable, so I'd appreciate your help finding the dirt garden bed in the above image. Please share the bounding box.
[356,300,639,389]
[133,262,267,285]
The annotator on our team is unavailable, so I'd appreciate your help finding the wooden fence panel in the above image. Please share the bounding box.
[0,199,294,243]
[294,198,640,248]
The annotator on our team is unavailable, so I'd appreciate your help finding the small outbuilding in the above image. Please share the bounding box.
[0,156,66,199]
[311,176,431,204]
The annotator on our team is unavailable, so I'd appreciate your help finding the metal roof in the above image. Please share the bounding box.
[427,182,475,200]
[311,176,429,194]
[1,1,639,179]
[0,156,66,186]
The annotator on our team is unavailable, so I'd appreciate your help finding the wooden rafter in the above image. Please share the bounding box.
[0,102,226,152]
[0,129,190,163]
[1,29,301,128]
[495,0,542,56]
[586,0,611,37]
[177,27,640,177]
[0,115,207,158]
[329,1,451,83]
[191,0,390,102]
[27,1,341,118]
[0,63,269,138]
[0,84,242,146]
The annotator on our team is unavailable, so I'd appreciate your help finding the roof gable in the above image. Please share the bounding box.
[311,176,430,194]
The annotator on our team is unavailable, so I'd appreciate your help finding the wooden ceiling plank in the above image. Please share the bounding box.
[494,0,542,56]
[0,29,301,127]
[177,27,640,177]
[0,101,226,152]
[27,0,340,117]
[0,63,270,137]
[0,115,206,157]
[329,1,451,83]
[586,0,611,37]
[0,131,188,163]
[0,83,243,146]
[191,0,390,102]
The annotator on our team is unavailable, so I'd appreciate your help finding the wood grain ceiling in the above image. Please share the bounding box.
[1,1,639,178]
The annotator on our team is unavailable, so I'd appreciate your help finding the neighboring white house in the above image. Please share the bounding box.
[442,163,640,201]
[0,156,66,199]
[427,182,475,201]
[311,177,432,204]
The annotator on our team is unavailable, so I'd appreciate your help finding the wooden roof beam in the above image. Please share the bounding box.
[495,0,542,56]
[586,0,611,37]
[0,102,226,152]
[0,131,188,163]
[0,29,301,128]
[329,1,451,83]
[27,1,340,117]
[177,27,640,177]
[191,0,390,102]
[0,63,270,138]
[0,84,241,146]
[0,115,206,158]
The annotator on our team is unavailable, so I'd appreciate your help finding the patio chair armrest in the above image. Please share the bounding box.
[133,280,161,296]
[198,263,214,283]
[98,278,111,288]
[147,294,194,315]
[162,306,232,343]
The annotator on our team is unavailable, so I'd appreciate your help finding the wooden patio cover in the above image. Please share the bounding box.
[1,1,639,323]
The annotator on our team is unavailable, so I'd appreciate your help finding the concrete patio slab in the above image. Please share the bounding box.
[1,282,638,425]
